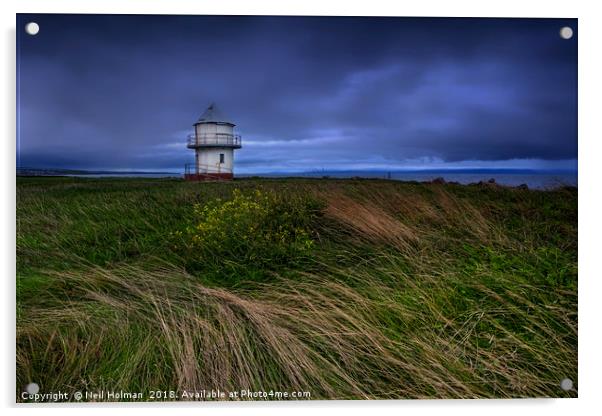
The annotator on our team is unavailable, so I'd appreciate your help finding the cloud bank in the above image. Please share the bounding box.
[17,15,577,172]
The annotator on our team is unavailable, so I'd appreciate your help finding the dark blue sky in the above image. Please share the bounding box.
[17,14,577,173]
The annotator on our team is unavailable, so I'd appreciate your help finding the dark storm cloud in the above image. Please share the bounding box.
[16,14,577,171]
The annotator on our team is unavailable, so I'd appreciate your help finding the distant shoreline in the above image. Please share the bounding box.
[16,167,577,177]
[16,169,577,190]
[16,168,178,176]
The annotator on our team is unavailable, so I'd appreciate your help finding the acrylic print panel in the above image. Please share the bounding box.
[16,14,577,402]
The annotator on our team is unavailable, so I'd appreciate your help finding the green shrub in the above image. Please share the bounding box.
[175,188,321,274]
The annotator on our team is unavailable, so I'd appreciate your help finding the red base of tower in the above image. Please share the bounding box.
[184,173,234,181]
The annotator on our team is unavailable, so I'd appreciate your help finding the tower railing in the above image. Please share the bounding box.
[187,133,242,148]
[184,163,233,181]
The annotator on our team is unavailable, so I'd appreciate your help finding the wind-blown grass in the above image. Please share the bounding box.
[16,177,577,400]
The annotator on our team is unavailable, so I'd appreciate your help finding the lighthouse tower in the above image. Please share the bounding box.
[185,103,242,180]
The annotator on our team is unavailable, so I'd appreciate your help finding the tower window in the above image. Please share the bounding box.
[219,153,225,164]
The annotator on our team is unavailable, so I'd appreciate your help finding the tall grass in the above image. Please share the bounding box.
[16,177,577,400]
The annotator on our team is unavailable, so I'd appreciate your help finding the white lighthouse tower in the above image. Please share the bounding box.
[185,103,242,180]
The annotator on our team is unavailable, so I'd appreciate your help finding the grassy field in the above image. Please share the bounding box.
[16,177,577,400]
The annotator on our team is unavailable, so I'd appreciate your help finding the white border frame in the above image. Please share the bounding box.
[3,1,600,415]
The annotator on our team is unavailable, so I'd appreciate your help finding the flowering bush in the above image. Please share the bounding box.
[176,188,320,271]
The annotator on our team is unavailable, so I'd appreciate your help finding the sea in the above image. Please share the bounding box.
[243,170,578,190]
[18,169,577,190]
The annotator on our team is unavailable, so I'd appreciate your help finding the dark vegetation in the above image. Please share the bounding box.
[16,177,577,400]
